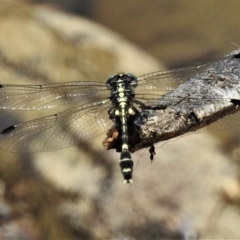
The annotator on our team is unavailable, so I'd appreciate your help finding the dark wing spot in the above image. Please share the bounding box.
[1,125,16,135]
[0,85,3,88]
[231,99,240,105]
[234,53,240,59]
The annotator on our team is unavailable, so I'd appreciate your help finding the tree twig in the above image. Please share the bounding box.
[131,50,240,152]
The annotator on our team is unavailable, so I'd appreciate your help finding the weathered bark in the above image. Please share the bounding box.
[131,50,240,151]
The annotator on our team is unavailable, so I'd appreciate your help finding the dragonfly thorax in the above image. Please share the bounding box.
[107,73,137,106]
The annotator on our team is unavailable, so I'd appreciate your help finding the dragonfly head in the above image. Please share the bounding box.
[106,73,138,90]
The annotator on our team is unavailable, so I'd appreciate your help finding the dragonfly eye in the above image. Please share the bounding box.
[126,73,136,79]
[106,75,119,89]
[126,73,138,88]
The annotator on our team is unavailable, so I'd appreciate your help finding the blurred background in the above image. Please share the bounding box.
[29,0,240,67]
[0,0,240,239]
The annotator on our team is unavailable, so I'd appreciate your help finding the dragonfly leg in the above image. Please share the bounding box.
[149,144,156,162]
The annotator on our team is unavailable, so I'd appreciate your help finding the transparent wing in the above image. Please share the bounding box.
[0,98,112,153]
[135,92,233,105]
[194,110,240,134]
[136,55,229,91]
[0,81,108,110]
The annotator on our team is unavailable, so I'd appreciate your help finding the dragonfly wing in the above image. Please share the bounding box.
[136,55,230,92]
[193,110,240,134]
[135,92,233,106]
[0,81,107,110]
[0,99,112,152]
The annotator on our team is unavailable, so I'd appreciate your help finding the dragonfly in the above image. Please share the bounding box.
[0,52,239,183]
